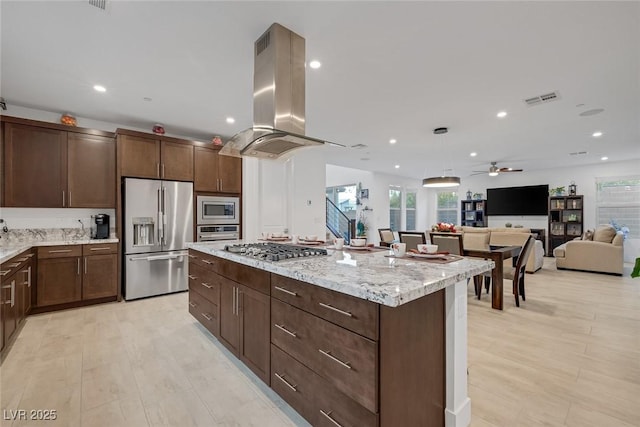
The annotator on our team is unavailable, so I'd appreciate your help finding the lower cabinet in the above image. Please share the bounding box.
[37,244,117,309]
[189,250,271,385]
[1,249,35,352]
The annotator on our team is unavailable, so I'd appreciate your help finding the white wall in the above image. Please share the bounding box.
[243,147,326,242]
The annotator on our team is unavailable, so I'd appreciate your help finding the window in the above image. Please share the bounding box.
[405,190,417,230]
[326,184,357,213]
[436,191,458,224]
[389,187,402,231]
[596,176,639,238]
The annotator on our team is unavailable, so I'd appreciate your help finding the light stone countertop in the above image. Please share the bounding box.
[0,238,119,264]
[188,241,495,307]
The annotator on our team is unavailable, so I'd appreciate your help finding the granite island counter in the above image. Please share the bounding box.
[187,241,494,427]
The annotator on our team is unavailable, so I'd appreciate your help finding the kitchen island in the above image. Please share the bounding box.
[187,242,494,427]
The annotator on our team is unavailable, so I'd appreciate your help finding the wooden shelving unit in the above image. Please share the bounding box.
[548,195,583,255]
[461,199,487,227]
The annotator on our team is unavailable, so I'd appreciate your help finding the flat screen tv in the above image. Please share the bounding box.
[486,184,549,216]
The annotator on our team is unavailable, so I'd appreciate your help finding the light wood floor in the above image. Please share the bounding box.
[1,257,638,426]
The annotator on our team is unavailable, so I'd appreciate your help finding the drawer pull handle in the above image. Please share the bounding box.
[319,410,343,427]
[16,257,29,262]
[5,262,20,268]
[188,275,197,280]
[274,323,297,338]
[26,254,35,258]
[49,249,73,253]
[89,247,111,251]
[189,302,197,307]
[319,302,353,317]
[274,286,297,297]
[318,349,351,370]
[0,270,11,276]
[201,283,213,289]
[201,313,213,321]
[188,254,196,258]
[201,259,213,265]
[274,372,298,392]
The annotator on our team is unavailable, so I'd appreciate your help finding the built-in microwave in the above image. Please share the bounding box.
[196,195,239,225]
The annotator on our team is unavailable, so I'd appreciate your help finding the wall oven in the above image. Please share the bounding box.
[196,225,239,242]
[197,196,239,225]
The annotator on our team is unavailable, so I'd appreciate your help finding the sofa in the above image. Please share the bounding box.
[553,224,624,275]
[458,226,545,273]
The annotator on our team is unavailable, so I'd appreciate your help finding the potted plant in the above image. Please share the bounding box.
[550,186,565,196]
[356,211,368,237]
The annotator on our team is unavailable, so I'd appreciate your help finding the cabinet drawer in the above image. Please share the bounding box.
[271,274,379,340]
[1,249,34,278]
[271,298,378,413]
[37,245,82,259]
[189,288,219,337]
[188,250,222,274]
[82,243,117,255]
[220,258,270,295]
[271,344,378,427]
[188,262,220,304]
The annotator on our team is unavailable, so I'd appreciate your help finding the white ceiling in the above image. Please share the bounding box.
[2,1,639,180]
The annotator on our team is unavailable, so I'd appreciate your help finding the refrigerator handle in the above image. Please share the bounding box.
[162,186,167,245]
[157,188,163,244]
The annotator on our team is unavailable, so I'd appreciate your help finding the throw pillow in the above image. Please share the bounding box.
[581,230,594,241]
[592,225,616,243]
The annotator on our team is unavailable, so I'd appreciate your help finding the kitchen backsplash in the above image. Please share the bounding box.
[0,208,116,243]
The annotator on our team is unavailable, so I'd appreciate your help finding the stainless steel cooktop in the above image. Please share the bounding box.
[224,242,328,261]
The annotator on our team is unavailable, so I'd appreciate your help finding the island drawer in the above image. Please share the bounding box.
[1,249,34,278]
[82,243,117,255]
[37,245,82,259]
[271,274,379,340]
[271,344,378,427]
[189,286,219,337]
[271,298,378,413]
[188,262,220,304]
[188,250,222,274]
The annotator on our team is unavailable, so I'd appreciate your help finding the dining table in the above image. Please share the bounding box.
[463,245,521,310]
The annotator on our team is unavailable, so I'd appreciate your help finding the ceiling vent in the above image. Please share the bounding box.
[350,144,368,149]
[524,91,560,107]
[88,0,107,11]
[569,151,588,156]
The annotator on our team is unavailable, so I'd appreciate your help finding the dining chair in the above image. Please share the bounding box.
[504,235,536,307]
[398,231,426,251]
[429,233,464,255]
[378,228,395,247]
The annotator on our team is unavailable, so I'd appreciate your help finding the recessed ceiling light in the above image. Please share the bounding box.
[309,60,321,69]
[601,156,608,161]
[395,165,400,169]
[592,131,603,137]
[496,111,507,118]
[143,97,152,102]
[389,139,397,144]
[93,85,106,93]
[226,117,235,124]
[470,152,477,157]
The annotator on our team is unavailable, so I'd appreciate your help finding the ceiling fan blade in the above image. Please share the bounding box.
[497,168,523,172]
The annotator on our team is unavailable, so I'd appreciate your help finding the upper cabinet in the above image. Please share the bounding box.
[117,131,193,181]
[194,146,242,194]
[2,119,116,208]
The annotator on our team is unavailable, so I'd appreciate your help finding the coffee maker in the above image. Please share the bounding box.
[92,214,110,239]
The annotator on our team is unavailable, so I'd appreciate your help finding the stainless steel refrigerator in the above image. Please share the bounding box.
[123,178,193,300]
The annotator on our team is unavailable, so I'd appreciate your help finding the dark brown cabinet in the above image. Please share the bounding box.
[2,119,116,208]
[461,199,487,227]
[1,249,34,352]
[118,132,194,181]
[194,146,242,193]
[3,123,67,207]
[82,244,118,300]
[37,244,117,309]
[549,195,584,255]
[189,251,270,384]
[67,132,116,207]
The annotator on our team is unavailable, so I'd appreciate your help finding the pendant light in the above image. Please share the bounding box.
[422,127,461,188]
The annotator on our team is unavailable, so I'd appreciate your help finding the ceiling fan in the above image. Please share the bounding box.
[472,162,523,176]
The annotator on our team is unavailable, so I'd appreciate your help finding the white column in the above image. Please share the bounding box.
[444,280,471,427]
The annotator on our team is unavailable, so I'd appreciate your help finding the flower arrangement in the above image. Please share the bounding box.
[431,222,457,233]
[356,211,369,237]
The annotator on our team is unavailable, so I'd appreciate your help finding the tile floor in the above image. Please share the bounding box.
[1,257,639,426]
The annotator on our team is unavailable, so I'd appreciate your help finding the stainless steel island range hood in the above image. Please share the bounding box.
[221,23,340,159]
